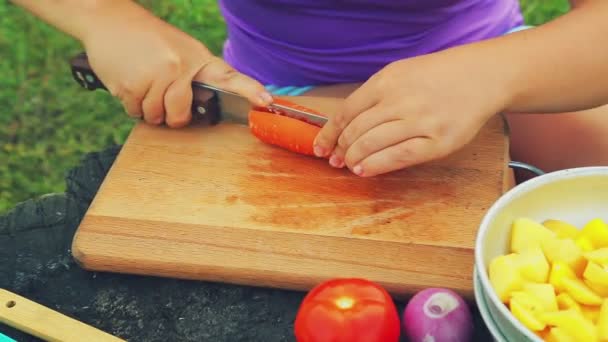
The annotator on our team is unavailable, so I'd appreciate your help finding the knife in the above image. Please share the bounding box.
[68,53,328,127]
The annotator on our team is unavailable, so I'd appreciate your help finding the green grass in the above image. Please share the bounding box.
[0,0,570,214]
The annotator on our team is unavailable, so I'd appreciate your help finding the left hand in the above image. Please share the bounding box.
[312,47,509,177]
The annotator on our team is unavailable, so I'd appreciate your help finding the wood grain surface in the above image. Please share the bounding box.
[72,92,510,300]
[0,289,124,342]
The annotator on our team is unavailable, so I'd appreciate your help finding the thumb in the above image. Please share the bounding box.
[194,56,273,107]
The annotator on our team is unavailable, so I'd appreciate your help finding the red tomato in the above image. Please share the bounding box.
[294,278,401,342]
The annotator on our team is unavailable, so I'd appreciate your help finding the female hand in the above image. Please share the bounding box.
[313,46,510,177]
[81,2,272,127]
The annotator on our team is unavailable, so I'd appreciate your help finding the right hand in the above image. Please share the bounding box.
[80,2,272,127]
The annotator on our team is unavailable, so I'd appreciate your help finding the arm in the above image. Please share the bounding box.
[10,0,149,42]
[10,0,271,126]
[312,0,608,177]
[463,0,608,113]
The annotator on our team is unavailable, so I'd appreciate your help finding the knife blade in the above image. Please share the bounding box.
[68,53,328,127]
[198,82,328,127]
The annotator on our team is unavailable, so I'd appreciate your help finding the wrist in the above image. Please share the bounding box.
[443,42,516,121]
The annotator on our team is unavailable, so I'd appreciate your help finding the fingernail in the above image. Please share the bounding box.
[353,164,363,176]
[329,154,344,168]
[258,91,273,104]
[313,145,326,157]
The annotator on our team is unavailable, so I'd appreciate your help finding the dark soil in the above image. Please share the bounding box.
[0,146,493,341]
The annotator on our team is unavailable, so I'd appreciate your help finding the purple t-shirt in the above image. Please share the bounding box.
[218,1,523,86]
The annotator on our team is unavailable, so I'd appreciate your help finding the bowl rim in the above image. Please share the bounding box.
[475,166,608,340]
[474,267,507,342]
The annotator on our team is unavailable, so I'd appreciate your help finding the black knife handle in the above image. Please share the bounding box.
[68,52,222,125]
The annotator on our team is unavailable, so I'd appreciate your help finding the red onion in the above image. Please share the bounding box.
[402,288,473,342]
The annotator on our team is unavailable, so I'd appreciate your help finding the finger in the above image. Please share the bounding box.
[313,78,380,157]
[351,137,435,177]
[141,74,174,125]
[328,145,346,168]
[341,74,383,121]
[195,57,272,107]
[343,120,418,170]
[311,111,346,158]
[111,78,148,120]
[164,75,194,128]
[328,104,400,168]
[336,105,401,157]
[119,92,144,119]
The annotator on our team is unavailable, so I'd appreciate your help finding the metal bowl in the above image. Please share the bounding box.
[475,166,608,341]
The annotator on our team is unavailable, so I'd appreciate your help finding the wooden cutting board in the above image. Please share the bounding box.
[71,93,511,300]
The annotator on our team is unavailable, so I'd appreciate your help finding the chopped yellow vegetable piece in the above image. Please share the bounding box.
[597,299,608,341]
[584,261,608,287]
[510,295,546,331]
[562,276,603,306]
[511,217,556,253]
[550,261,577,294]
[581,305,601,323]
[585,248,608,266]
[556,293,581,312]
[488,217,608,341]
[489,253,525,303]
[541,237,586,276]
[543,219,581,240]
[519,246,550,283]
[586,278,608,297]
[540,309,597,342]
[545,327,577,342]
[577,218,608,250]
[576,237,595,252]
[523,283,558,312]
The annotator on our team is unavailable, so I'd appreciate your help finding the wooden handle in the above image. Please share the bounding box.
[68,52,222,125]
[0,289,124,342]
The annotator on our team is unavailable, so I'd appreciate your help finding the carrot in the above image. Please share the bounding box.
[248,98,327,157]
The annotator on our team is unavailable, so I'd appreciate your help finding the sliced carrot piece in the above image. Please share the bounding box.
[248,98,327,157]
[249,110,321,156]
